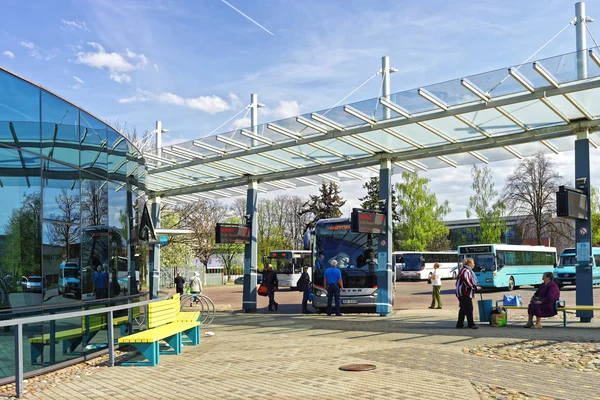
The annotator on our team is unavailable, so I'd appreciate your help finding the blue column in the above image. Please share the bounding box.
[575,133,593,322]
[243,181,258,312]
[377,159,393,316]
[150,197,161,300]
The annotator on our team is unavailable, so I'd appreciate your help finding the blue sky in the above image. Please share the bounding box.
[0,0,597,219]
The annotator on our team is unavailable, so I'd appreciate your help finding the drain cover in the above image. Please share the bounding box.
[339,364,376,371]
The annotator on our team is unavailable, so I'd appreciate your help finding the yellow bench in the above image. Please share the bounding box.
[496,300,567,326]
[172,293,200,323]
[28,306,141,364]
[118,296,200,366]
[28,312,105,364]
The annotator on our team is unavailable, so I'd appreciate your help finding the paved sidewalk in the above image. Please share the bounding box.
[8,307,600,400]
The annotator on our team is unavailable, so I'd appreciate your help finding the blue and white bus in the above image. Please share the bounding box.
[554,247,600,287]
[311,218,380,312]
[457,244,557,291]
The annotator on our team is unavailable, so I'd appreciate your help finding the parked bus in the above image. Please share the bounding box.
[58,261,81,298]
[392,252,403,282]
[264,250,311,289]
[311,218,380,312]
[398,251,458,281]
[457,244,557,291]
[554,247,600,287]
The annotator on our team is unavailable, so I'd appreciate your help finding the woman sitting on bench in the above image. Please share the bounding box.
[525,272,560,329]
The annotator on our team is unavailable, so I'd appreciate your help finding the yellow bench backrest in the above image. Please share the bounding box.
[148,298,178,328]
[82,305,107,332]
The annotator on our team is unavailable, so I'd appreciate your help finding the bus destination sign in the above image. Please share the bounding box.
[351,209,386,234]
[459,245,493,254]
[215,223,250,244]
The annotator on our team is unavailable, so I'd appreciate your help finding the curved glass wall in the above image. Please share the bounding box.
[0,67,147,378]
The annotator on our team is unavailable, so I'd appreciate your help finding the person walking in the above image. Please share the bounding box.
[456,258,481,329]
[264,264,279,311]
[174,272,185,295]
[298,266,312,314]
[189,271,203,307]
[429,262,442,309]
[324,259,344,316]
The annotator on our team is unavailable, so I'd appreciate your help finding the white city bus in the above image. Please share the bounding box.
[392,252,404,282]
[399,251,458,281]
[264,250,311,289]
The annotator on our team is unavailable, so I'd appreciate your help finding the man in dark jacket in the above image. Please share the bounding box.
[298,266,312,314]
[264,264,279,311]
[174,273,185,295]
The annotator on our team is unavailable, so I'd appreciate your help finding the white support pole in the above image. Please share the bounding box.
[156,120,163,166]
[382,56,391,120]
[576,2,588,79]
[250,94,258,147]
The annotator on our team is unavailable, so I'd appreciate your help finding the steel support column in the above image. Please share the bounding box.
[243,180,258,312]
[575,129,593,322]
[377,158,393,316]
[576,2,588,80]
[149,196,161,299]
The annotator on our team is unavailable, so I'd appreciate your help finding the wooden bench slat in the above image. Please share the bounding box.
[118,321,199,343]
[28,328,84,344]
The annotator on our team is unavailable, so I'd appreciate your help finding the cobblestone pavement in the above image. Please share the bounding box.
[4,307,600,400]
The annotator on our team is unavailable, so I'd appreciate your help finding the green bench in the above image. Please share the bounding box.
[117,296,200,366]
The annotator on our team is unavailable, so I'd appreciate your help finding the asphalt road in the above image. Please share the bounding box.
[200,279,600,314]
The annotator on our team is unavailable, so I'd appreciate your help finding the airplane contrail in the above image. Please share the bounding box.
[219,0,275,36]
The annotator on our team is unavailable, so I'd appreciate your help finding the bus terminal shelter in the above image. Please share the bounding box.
[145,4,600,320]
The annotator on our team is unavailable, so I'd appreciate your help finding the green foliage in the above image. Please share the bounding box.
[215,217,245,279]
[591,187,600,246]
[394,172,450,251]
[160,208,194,268]
[300,182,346,229]
[466,165,506,244]
[358,177,399,220]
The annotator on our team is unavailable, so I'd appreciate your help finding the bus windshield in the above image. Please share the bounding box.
[461,254,496,272]
[559,255,576,266]
[271,258,294,274]
[402,254,423,271]
[63,266,79,278]
[314,221,377,288]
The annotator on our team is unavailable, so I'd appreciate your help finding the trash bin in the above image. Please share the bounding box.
[478,299,493,323]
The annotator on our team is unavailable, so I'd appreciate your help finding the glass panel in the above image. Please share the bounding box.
[568,88,600,118]
[463,109,521,136]
[42,161,80,223]
[108,182,128,299]
[80,111,107,175]
[80,172,109,301]
[0,146,42,317]
[0,70,41,156]
[500,100,563,130]
[41,91,79,164]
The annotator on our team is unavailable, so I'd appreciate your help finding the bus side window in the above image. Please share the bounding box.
[496,252,506,268]
[594,254,600,267]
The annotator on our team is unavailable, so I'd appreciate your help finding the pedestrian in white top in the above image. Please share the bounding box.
[429,262,442,309]
[190,272,203,307]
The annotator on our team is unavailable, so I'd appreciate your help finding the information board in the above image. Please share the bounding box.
[215,223,251,244]
[557,186,587,219]
[350,209,386,234]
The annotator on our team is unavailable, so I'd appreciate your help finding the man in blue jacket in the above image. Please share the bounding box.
[324,260,344,316]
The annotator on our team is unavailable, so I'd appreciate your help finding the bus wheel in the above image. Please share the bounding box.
[452,271,457,279]
[508,277,515,291]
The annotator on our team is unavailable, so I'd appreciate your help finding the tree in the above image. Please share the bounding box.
[47,188,81,262]
[159,206,193,270]
[358,177,399,220]
[394,172,450,251]
[300,182,345,229]
[503,152,565,245]
[257,199,293,266]
[591,187,600,246]
[466,165,506,244]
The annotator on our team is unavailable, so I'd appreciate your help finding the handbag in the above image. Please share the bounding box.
[185,286,191,294]
[502,294,523,306]
[257,284,268,297]
[307,289,313,302]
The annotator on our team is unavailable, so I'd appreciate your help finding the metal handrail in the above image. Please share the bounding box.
[3,294,169,398]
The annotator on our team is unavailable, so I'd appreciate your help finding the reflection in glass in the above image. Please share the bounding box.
[43,222,81,303]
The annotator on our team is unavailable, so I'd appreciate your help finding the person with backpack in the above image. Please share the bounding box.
[297,266,312,314]
[189,271,203,307]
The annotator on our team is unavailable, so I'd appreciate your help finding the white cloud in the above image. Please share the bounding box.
[75,42,149,84]
[61,19,91,32]
[262,100,302,119]
[20,41,57,60]
[153,64,159,72]
[110,72,132,83]
[20,41,35,49]
[69,75,84,90]
[2,51,14,59]
[119,89,231,114]
[231,116,251,130]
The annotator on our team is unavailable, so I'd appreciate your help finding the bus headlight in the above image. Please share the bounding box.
[314,289,327,297]
[371,289,378,297]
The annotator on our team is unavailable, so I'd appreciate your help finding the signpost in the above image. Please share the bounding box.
[350,208,386,234]
[216,223,251,244]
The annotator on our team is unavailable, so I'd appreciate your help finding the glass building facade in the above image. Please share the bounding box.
[0,67,147,379]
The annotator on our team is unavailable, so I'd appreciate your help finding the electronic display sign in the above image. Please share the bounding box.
[215,223,251,244]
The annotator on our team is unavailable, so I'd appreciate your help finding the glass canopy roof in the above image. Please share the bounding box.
[147,48,600,204]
